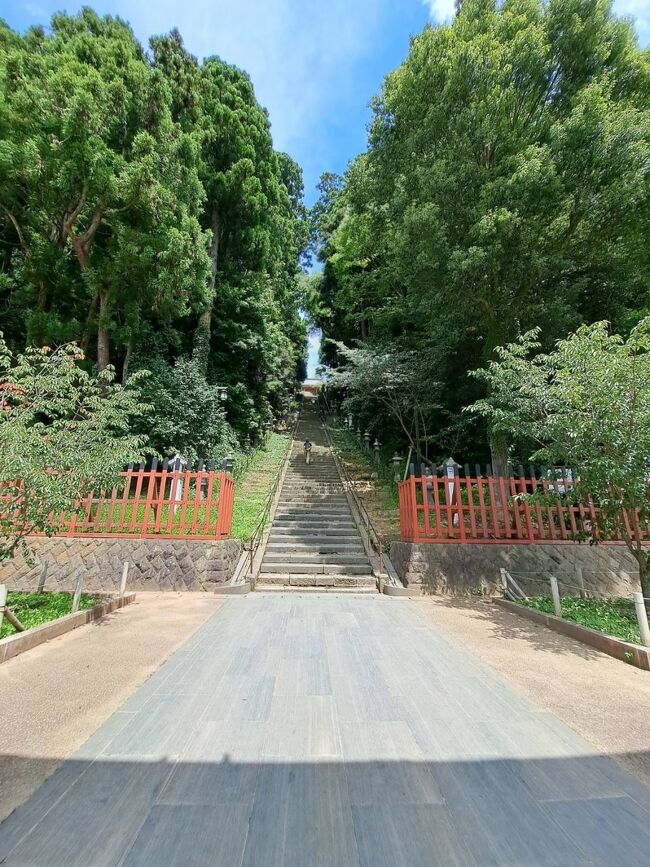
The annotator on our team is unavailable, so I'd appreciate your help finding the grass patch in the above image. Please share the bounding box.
[327,424,400,542]
[1,591,100,639]
[518,595,641,644]
[231,432,292,542]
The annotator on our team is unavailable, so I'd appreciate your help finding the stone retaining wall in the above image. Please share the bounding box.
[390,541,640,596]
[0,537,241,592]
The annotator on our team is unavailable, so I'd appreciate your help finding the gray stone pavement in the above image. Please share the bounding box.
[2,593,650,865]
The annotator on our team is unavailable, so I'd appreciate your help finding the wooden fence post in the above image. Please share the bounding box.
[71,573,83,613]
[550,575,562,618]
[633,593,650,647]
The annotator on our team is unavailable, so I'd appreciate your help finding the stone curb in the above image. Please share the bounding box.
[214,582,250,595]
[382,584,420,597]
[493,597,650,671]
[0,593,136,664]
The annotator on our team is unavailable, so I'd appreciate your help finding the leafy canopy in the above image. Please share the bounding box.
[313,0,650,463]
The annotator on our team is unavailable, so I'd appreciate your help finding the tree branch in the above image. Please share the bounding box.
[0,205,31,259]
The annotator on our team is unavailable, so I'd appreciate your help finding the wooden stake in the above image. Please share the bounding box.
[4,608,25,632]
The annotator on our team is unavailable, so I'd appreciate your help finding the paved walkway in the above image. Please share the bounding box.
[0,592,222,823]
[2,594,650,865]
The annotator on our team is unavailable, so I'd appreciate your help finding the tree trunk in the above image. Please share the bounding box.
[489,430,508,476]
[122,336,133,383]
[80,292,99,356]
[97,288,110,372]
[490,430,509,520]
[193,207,221,375]
[36,281,49,312]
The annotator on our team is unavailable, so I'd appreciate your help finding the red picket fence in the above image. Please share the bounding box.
[398,470,650,545]
[46,465,234,540]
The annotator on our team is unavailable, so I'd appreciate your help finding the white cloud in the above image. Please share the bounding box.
[613,0,650,45]
[111,0,388,177]
[421,0,455,22]
[420,0,649,44]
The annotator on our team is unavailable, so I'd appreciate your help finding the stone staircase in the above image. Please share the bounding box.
[257,398,376,590]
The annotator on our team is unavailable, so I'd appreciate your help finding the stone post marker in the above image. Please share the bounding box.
[550,575,562,618]
[633,592,650,647]
[169,453,186,514]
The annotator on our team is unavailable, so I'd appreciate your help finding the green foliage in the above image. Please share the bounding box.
[468,317,650,590]
[327,342,440,463]
[231,432,291,541]
[135,356,235,461]
[0,334,147,560]
[327,424,400,541]
[519,595,641,644]
[314,0,650,463]
[0,12,307,454]
[0,10,210,371]
[0,591,99,639]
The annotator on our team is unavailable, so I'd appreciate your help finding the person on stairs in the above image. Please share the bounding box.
[303,439,312,465]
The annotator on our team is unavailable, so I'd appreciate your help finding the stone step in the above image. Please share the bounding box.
[260,563,373,575]
[284,469,339,474]
[262,551,368,572]
[266,542,364,554]
[280,491,344,497]
[283,477,340,483]
[285,461,339,479]
[269,529,361,540]
[280,489,348,505]
[256,588,377,594]
[269,527,359,538]
[277,505,348,513]
[275,505,351,519]
[278,503,347,510]
[256,574,377,589]
[281,485,344,491]
[281,486,344,491]
[280,485,348,503]
[272,519,356,529]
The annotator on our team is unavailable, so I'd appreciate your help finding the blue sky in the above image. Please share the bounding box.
[7,0,648,210]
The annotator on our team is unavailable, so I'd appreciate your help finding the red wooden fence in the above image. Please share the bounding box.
[398,471,649,545]
[45,466,234,540]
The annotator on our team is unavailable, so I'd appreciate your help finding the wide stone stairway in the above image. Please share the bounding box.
[258,398,376,589]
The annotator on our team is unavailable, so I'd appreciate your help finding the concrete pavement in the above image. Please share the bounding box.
[0,592,223,821]
[2,592,650,865]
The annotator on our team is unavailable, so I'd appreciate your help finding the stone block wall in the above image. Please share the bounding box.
[0,536,242,592]
[390,541,639,596]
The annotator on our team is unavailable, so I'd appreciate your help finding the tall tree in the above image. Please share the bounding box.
[316,0,650,465]
[0,10,210,372]
[0,14,308,456]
